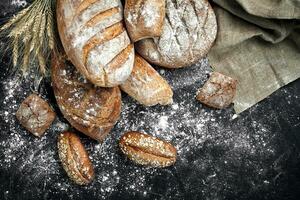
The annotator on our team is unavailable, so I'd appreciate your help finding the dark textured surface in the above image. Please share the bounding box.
[0,1,300,200]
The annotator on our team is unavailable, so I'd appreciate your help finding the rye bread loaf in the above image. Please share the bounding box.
[124,0,166,42]
[120,54,173,106]
[51,52,121,142]
[136,0,217,68]
[56,0,134,87]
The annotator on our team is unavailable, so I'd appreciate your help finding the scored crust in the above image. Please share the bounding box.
[56,0,134,87]
[136,0,217,68]
[51,52,122,142]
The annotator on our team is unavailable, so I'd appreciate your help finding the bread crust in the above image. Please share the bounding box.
[16,94,56,137]
[119,131,177,168]
[124,0,166,42]
[196,72,237,109]
[56,0,134,87]
[136,0,217,68]
[120,54,173,106]
[51,52,121,142]
[58,131,95,185]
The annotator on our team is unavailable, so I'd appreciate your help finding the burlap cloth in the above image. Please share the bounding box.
[208,0,300,113]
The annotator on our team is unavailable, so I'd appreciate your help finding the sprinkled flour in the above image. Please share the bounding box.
[10,0,27,7]
[0,57,290,199]
[0,1,299,199]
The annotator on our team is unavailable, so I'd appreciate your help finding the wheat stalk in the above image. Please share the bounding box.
[0,0,57,77]
[0,5,31,31]
[12,36,19,67]
[47,9,55,50]
[38,51,46,75]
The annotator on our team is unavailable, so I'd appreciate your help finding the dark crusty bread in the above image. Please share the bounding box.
[136,0,217,68]
[51,52,121,142]
[56,0,134,87]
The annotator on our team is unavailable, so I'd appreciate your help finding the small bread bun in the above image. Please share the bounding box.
[196,72,237,109]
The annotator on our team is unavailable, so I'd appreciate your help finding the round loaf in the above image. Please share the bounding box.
[136,0,217,68]
[51,52,121,142]
[124,0,166,42]
[56,0,134,87]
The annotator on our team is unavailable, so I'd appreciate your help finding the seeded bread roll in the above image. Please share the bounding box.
[58,132,95,185]
[136,0,217,68]
[119,131,177,167]
[56,0,134,87]
[124,0,166,42]
[120,54,173,106]
[51,52,121,142]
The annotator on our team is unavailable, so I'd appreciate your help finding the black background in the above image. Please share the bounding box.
[0,1,300,200]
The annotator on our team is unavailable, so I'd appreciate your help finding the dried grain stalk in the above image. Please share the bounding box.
[0,0,57,76]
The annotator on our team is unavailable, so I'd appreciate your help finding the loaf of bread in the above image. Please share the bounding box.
[56,0,134,87]
[120,54,173,106]
[124,0,165,42]
[51,52,121,142]
[136,0,217,68]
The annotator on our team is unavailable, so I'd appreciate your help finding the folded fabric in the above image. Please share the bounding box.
[208,0,300,113]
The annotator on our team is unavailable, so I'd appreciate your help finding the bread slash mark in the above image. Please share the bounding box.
[82,22,125,66]
[85,7,120,27]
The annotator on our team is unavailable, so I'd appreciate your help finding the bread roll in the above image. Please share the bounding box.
[58,131,95,185]
[16,94,55,137]
[136,0,217,68]
[120,54,173,106]
[196,72,237,109]
[51,52,121,142]
[124,0,165,42]
[119,131,177,168]
[56,0,134,87]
